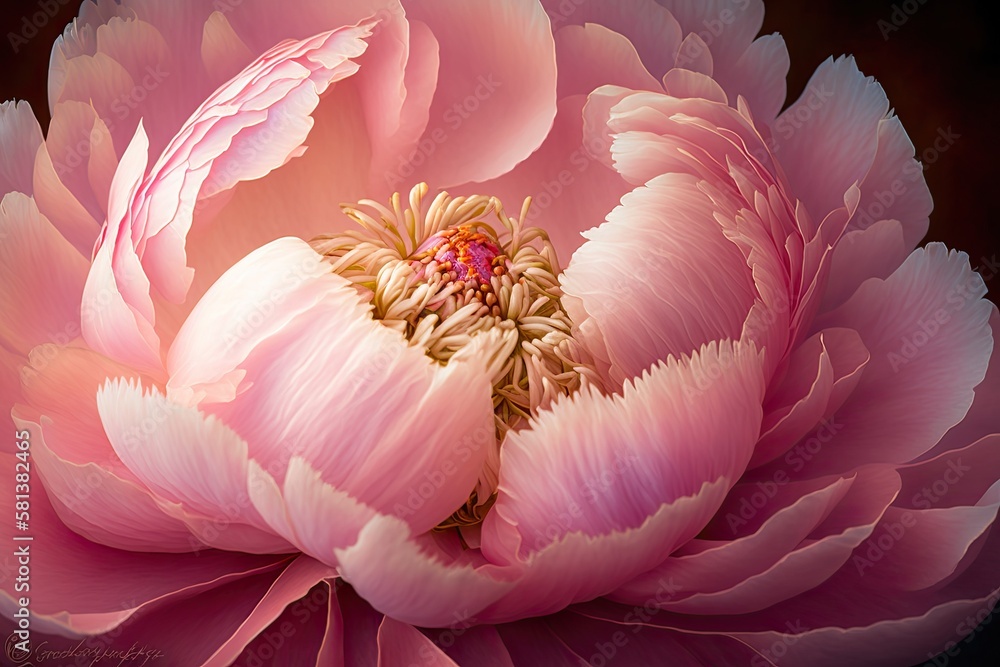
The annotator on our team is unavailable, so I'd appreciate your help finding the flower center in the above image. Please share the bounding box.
[413,227,507,304]
[310,184,598,531]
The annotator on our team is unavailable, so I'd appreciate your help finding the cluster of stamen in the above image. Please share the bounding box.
[411,227,508,318]
[310,184,598,530]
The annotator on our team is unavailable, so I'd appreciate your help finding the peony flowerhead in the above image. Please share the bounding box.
[1,0,997,665]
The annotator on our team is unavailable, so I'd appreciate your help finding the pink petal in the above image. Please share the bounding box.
[83,24,375,373]
[478,340,764,621]
[136,25,372,304]
[200,10,255,83]
[319,581,347,666]
[433,626,516,667]
[44,101,109,221]
[554,23,662,99]
[715,33,790,124]
[247,457,377,564]
[202,556,336,665]
[750,328,868,467]
[0,457,288,635]
[655,0,765,74]
[662,68,728,103]
[542,0,683,77]
[22,410,196,552]
[81,123,163,374]
[377,618,459,666]
[561,174,757,384]
[0,100,43,195]
[623,466,900,614]
[31,135,103,255]
[53,4,228,160]
[819,219,909,313]
[928,307,1000,458]
[773,56,889,222]
[18,343,146,474]
[171,238,496,533]
[900,434,1000,510]
[495,620,591,665]
[98,379,295,553]
[178,73,372,306]
[370,14,440,193]
[16,555,319,665]
[334,514,515,627]
[729,539,1000,667]
[52,48,143,152]
[613,475,854,606]
[86,116,118,218]
[579,516,1000,666]
[234,579,340,666]
[0,346,23,453]
[795,245,994,476]
[401,0,557,187]
[194,0,419,197]
[656,1,789,122]
[0,192,89,356]
[851,115,934,250]
[550,612,776,666]
[340,585,384,667]
[166,237,331,405]
[674,32,714,76]
[858,497,999,592]
[465,95,634,263]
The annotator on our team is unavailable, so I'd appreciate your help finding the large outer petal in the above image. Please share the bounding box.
[97,379,296,554]
[396,0,557,188]
[781,244,994,477]
[16,344,198,552]
[2,553,331,666]
[169,238,496,534]
[0,452,288,637]
[655,0,789,122]
[81,23,376,375]
[561,173,757,384]
[477,340,764,621]
[334,515,516,627]
[0,192,88,356]
[0,100,43,196]
[772,57,889,223]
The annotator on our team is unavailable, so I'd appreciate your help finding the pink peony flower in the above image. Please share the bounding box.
[2,0,997,664]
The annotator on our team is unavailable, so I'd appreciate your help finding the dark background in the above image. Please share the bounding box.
[1,1,998,665]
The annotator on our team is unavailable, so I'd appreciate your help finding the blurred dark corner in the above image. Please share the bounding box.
[1,1,998,666]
